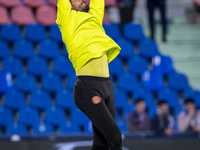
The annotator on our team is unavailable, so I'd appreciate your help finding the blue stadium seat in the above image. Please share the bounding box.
[128,55,148,75]
[45,105,66,126]
[3,56,23,76]
[0,40,9,59]
[71,108,90,128]
[18,106,40,126]
[139,38,159,58]
[157,88,180,108]
[148,104,157,119]
[168,72,189,91]
[39,39,60,59]
[115,109,128,132]
[13,39,35,59]
[49,24,62,42]
[33,121,54,134]
[118,72,140,92]
[109,57,124,76]
[62,44,68,56]
[1,24,21,42]
[116,38,135,58]
[59,121,80,133]
[53,56,74,76]
[16,73,37,92]
[124,23,145,41]
[41,72,63,92]
[6,122,27,135]
[114,88,129,109]
[25,24,46,42]
[4,89,26,110]
[67,74,77,90]
[142,70,165,91]
[56,89,76,109]
[152,55,174,75]
[28,56,49,76]
[0,106,14,126]
[0,72,13,93]
[133,88,155,109]
[103,23,121,41]
[30,89,52,110]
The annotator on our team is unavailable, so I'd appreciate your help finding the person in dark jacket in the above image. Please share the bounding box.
[127,98,150,132]
[117,0,137,31]
[151,100,174,136]
[147,0,167,42]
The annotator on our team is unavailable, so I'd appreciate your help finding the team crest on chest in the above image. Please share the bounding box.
[92,96,101,104]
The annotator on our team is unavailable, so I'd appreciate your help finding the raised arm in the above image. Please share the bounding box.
[89,0,105,24]
[56,0,72,25]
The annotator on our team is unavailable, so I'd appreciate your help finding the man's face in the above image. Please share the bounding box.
[135,100,146,114]
[159,103,169,115]
[71,0,89,12]
[185,102,195,112]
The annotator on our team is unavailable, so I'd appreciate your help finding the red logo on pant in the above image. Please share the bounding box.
[92,96,101,104]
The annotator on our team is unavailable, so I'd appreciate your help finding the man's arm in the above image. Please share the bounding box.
[56,0,72,25]
[89,0,105,24]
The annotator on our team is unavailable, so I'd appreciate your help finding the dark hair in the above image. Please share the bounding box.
[134,98,145,104]
[158,99,168,106]
[184,98,195,104]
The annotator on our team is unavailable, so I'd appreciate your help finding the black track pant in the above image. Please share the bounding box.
[73,76,122,150]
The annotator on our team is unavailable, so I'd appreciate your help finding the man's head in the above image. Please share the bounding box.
[134,98,146,114]
[184,98,195,112]
[158,100,169,116]
[70,0,89,12]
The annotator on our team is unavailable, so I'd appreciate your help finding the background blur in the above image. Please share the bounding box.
[0,0,200,150]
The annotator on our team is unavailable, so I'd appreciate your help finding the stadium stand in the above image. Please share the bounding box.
[18,106,40,127]
[45,105,66,126]
[4,89,26,110]
[124,23,145,42]
[25,24,46,42]
[118,72,140,92]
[30,89,52,110]
[11,5,35,25]
[0,1,199,136]
[128,55,148,75]
[13,39,35,59]
[6,122,27,135]
[2,56,24,76]
[49,24,63,42]
[53,56,74,76]
[0,6,10,24]
[16,73,38,92]
[33,121,54,134]
[28,56,49,76]
[24,0,46,7]
[0,0,21,7]
[38,39,60,59]
[117,38,135,58]
[36,5,57,26]
[1,24,21,42]
[0,40,10,59]
[103,23,121,41]
[56,89,76,109]
[41,72,63,92]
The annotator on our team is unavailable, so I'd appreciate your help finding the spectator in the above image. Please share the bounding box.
[117,0,137,31]
[127,98,150,132]
[194,0,200,12]
[178,98,200,133]
[146,0,167,42]
[151,100,174,136]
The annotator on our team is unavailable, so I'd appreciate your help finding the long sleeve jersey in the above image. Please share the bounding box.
[56,0,121,72]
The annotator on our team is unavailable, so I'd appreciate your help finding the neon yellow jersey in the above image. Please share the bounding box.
[56,0,121,72]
